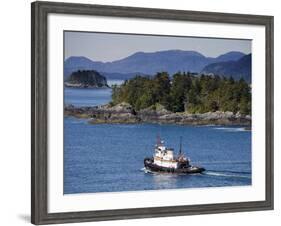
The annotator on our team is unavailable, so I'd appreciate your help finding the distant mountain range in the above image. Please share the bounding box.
[64,50,251,82]
[201,54,252,82]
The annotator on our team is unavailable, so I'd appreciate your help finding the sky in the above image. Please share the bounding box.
[64,31,251,62]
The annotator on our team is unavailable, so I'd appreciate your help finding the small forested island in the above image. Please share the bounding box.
[112,72,251,114]
[65,70,108,88]
[65,72,251,126]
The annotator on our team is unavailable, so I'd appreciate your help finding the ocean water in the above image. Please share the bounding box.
[64,79,123,107]
[64,118,251,194]
[64,83,252,194]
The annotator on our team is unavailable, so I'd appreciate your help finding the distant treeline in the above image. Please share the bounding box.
[111,72,251,115]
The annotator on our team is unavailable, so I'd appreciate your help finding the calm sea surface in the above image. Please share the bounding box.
[64,79,123,107]
[64,80,252,194]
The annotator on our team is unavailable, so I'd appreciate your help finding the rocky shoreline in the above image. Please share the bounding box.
[64,82,110,88]
[65,102,251,126]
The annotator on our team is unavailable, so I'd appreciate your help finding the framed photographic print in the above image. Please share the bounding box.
[31,1,274,225]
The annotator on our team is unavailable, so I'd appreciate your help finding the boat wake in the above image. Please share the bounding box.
[140,168,189,176]
[141,167,150,173]
[141,167,169,175]
[202,170,251,179]
[195,160,251,165]
[141,168,251,179]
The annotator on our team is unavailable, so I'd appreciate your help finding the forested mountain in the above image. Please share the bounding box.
[64,50,247,80]
[201,54,252,82]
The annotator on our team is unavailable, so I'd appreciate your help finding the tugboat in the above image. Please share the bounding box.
[144,136,205,174]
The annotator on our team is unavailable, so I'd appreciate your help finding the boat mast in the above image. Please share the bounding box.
[157,134,161,146]
[179,136,182,155]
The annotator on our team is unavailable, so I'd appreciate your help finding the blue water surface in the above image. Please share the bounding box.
[64,83,251,194]
[64,79,123,107]
[64,118,251,194]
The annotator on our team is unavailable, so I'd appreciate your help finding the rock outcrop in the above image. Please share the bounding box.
[65,103,251,126]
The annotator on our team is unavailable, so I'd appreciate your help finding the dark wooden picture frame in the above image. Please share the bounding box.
[31,1,274,225]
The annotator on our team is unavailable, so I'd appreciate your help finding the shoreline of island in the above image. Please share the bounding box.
[64,102,251,127]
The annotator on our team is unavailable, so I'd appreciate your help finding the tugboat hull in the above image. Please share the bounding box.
[144,158,205,174]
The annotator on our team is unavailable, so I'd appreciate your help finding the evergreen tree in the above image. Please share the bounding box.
[111,72,251,114]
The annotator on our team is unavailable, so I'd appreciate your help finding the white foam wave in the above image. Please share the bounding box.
[213,127,248,132]
[203,171,251,179]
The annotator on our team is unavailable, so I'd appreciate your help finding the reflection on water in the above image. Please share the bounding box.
[151,174,182,190]
[143,166,251,191]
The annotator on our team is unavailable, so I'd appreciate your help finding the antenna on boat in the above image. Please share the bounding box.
[179,136,182,155]
[157,134,161,146]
